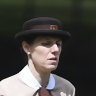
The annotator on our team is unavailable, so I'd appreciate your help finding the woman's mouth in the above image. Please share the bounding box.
[48,57,57,62]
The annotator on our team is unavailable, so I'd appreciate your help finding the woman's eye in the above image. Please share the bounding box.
[41,42,51,46]
[41,40,62,47]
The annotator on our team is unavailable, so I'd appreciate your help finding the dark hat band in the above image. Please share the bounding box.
[26,25,59,30]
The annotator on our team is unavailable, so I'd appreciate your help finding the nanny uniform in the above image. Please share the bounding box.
[0,17,75,96]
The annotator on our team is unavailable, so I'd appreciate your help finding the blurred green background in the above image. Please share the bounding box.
[0,0,96,36]
[0,0,96,96]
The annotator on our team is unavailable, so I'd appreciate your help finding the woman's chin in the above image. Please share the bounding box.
[48,65,57,71]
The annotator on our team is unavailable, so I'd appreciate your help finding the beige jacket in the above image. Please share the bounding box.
[0,72,75,96]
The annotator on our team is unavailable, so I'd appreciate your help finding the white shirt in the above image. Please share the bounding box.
[19,65,55,90]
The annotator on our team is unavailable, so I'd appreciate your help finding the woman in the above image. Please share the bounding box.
[0,17,75,96]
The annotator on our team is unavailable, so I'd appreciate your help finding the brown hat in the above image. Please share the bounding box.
[15,17,71,42]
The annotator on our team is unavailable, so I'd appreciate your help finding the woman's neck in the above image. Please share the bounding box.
[28,59,50,87]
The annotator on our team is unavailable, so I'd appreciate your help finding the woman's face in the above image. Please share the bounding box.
[26,36,62,72]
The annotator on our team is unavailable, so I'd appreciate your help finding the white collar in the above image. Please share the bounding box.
[19,65,55,90]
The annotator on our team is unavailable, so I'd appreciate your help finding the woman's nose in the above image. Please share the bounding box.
[51,44,60,53]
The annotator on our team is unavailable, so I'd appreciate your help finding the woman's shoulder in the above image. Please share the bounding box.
[52,74,75,90]
[52,74,75,96]
[0,74,19,88]
[0,74,18,95]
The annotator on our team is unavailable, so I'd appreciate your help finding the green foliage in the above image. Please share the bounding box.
[0,0,96,36]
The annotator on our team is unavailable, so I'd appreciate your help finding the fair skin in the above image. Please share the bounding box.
[22,36,62,87]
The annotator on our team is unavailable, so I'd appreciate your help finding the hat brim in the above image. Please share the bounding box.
[15,29,71,42]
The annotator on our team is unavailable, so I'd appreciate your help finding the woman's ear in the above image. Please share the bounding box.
[22,41,31,55]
